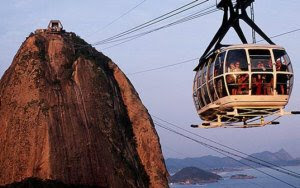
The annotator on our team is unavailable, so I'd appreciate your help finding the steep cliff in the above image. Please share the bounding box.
[0,30,168,187]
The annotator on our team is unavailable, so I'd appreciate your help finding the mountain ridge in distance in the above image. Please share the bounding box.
[166,149,300,173]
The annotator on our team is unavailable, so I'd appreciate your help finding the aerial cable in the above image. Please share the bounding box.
[100,5,217,46]
[127,58,199,75]
[101,7,218,50]
[152,115,300,178]
[115,27,300,75]
[155,121,298,188]
[161,142,266,188]
[155,122,298,188]
[100,5,217,45]
[72,0,210,49]
[93,0,209,45]
[100,8,217,50]
[86,0,148,38]
[257,28,300,43]
[124,107,300,180]
[160,143,188,158]
[93,0,210,46]
[153,116,300,178]
[101,9,218,50]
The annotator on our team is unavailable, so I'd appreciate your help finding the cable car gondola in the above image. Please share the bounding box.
[192,0,299,128]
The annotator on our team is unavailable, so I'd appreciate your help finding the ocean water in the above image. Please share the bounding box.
[170,166,300,188]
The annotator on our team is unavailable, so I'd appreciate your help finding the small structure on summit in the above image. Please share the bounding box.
[47,20,64,33]
[35,20,64,34]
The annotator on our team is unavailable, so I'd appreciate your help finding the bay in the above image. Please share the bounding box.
[170,165,300,188]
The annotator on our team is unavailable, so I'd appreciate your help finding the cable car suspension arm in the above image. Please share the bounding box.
[199,0,275,65]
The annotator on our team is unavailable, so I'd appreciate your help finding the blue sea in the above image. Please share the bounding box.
[170,166,300,188]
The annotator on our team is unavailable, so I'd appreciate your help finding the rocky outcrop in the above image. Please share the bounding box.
[0,30,168,187]
[169,167,222,184]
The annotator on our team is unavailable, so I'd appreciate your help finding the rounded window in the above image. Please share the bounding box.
[201,62,211,105]
[226,49,248,72]
[193,73,201,110]
[194,69,205,108]
[273,49,293,73]
[226,73,249,95]
[276,74,293,95]
[213,52,227,98]
[251,74,274,95]
[249,49,273,72]
[214,52,225,77]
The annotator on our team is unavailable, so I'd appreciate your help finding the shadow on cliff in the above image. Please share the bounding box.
[0,177,104,188]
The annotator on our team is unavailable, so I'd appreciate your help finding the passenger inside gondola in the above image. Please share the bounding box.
[276,59,287,72]
[252,75,262,95]
[226,66,237,95]
[237,74,249,94]
[267,59,273,71]
[226,60,248,95]
[235,61,242,71]
[228,63,235,72]
[263,74,274,95]
[276,60,288,95]
[257,61,267,71]
[251,74,273,95]
[249,49,272,72]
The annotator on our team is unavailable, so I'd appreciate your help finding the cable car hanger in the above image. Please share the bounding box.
[192,0,300,128]
[195,0,274,71]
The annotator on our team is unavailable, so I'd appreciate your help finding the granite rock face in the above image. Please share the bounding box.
[0,31,168,187]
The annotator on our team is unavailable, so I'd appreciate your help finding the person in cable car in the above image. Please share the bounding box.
[191,0,299,128]
[226,62,237,95]
[234,61,242,71]
[237,74,249,95]
[276,60,288,95]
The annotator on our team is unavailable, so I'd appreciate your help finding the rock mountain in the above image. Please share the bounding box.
[0,28,168,187]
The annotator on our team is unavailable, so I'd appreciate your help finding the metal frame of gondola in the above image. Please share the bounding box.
[195,0,275,71]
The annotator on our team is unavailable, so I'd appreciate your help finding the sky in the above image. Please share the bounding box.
[0,0,300,159]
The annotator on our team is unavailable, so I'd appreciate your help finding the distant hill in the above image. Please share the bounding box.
[166,155,241,173]
[240,149,297,167]
[166,149,300,173]
[169,167,222,184]
[244,149,293,162]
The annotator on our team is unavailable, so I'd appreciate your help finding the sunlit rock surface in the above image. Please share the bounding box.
[0,30,168,188]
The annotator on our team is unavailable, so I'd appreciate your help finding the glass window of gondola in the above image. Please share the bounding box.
[276,74,293,95]
[201,62,208,84]
[201,62,211,104]
[208,80,218,101]
[226,49,248,72]
[196,69,201,88]
[289,75,294,95]
[195,68,205,108]
[249,49,273,72]
[194,69,204,109]
[273,49,293,95]
[208,57,215,81]
[193,73,201,109]
[207,57,218,101]
[215,77,227,98]
[213,52,227,98]
[196,90,204,108]
[251,74,274,95]
[273,49,293,73]
[194,94,201,110]
[214,52,225,77]
[227,74,249,95]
